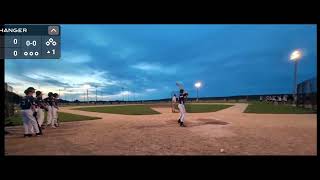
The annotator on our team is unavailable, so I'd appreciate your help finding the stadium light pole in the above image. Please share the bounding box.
[290,49,302,104]
[82,84,91,103]
[95,86,98,103]
[194,82,202,102]
[58,89,64,100]
[122,87,125,102]
[87,89,89,103]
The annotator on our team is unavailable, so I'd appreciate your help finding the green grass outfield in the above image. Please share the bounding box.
[244,101,316,114]
[184,104,233,113]
[74,105,161,115]
[5,111,101,126]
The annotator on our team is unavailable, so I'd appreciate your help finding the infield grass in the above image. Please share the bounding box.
[74,105,161,115]
[185,103,233,113]
[244,101,316,114]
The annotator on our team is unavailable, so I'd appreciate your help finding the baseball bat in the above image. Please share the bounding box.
[176,81,184,90]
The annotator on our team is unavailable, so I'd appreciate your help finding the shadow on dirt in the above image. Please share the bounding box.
[158,118,230,128]
[197,118,229,125]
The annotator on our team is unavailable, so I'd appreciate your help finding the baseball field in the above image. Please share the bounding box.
[5,102,317,155]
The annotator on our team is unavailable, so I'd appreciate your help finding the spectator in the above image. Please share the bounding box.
[266,96,270,103]
[283,95,288,104]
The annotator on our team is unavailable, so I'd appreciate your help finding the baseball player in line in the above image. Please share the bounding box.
[177,89,188,127]
[52,93,60,127]
[44,92,56,128]
[35,91,48,128]
[20,87,42,137]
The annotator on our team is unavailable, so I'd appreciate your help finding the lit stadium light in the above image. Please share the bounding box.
[194,81,202,102]
[195,82,202,88]
[289,49,303,104]
[290,49,302,61]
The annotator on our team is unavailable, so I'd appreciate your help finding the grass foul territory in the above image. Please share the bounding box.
[244,101,316,114]
[5,111,101,126]
[74,105,161,115]
[185,104,233,113]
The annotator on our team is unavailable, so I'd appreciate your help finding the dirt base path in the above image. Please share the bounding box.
[5,104,317,155]
[215,103,248,114]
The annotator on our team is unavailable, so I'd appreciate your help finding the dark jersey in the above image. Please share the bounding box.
[20,96,35,110]
[53,97,59,108]
[44,97,54,106]
[178,93,187,104]
[35,97,46,109]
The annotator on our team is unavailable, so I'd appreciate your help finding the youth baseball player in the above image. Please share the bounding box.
[44,92,55,128]
[177,89,188,127]
[52,93,60,127]
[35,91,48,128]
[171,94,177,113]
[20,87,42,137]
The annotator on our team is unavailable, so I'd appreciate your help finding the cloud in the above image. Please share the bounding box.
[62,52,92,63]
[131,62,177,74]
[145,88,157,92]
[112,47,135,59]
[80,28,109,47]
[5,25,316,99]
[5,61,121,96]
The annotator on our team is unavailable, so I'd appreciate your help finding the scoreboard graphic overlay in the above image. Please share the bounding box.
[1,25,61,59]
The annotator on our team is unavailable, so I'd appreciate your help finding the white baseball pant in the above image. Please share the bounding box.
[36,108,45,126]
[46,106,53,126]
[178,104,186,122]
[52,107,58,125]
[21,109,40,134]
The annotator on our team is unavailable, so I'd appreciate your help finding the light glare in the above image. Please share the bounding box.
[195,82,201,88]
[290,50,302,61]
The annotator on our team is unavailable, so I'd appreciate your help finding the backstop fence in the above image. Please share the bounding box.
[296,77,317,110]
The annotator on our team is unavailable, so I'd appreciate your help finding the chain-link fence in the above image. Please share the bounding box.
[297,77,317,110]
[5,83,22,119]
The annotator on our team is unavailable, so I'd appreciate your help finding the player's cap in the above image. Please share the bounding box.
[48,92,53,96]
[27,87,36,91]
[36,91,42,96]
[25,87,36,94]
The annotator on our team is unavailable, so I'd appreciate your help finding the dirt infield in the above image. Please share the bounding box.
[5,103,317,155]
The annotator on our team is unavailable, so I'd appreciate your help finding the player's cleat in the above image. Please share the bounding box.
[180,122,186,127]
[36,132,42,136]
[51,126,56,129]
[24,134,32,138]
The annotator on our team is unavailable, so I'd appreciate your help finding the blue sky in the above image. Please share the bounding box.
[5,24,317,101]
